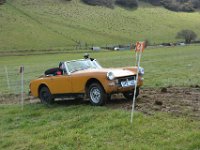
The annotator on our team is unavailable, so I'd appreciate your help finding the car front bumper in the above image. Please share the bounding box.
[105,76,144,94]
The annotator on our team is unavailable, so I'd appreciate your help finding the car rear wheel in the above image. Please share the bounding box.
[39,86,54,105]
[88,83,106,106]
[123,88,140,100]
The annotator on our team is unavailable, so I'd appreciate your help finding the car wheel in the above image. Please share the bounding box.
[88,83,106,106]
[39,86,54,105]
[123,88,140,100]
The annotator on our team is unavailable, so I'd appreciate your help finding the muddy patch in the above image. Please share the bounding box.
[107,87,200,120]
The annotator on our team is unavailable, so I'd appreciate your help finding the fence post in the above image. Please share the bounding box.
[20,66,24,110]
[4,66,10,92]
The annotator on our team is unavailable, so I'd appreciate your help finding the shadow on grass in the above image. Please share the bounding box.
[49,98,90,108]
[46,96,129,108]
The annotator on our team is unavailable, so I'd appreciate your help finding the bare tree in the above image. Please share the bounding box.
[176,29,197,44]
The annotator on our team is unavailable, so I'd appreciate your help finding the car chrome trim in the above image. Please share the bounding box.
[64,62,71,75]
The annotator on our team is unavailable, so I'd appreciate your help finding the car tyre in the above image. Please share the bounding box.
[123,88,140,100]
[39,86,54,105]
[88,83,106,106]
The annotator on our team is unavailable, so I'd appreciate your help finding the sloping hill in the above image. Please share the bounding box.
[0,0,200,51]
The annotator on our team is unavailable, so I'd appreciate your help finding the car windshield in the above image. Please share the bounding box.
[65,59,102,73]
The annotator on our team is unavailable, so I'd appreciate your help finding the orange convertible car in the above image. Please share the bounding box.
[29,57,144,106]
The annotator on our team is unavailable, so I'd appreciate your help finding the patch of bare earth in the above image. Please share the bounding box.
[107,87,200,120]
[0,94,39,104]
[0,87,199,120]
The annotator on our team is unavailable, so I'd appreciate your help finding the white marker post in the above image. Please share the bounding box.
[4,66,10,91]
[20,66,24,110]
[131,42,145,123]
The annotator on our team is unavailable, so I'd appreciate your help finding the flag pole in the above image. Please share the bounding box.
[135,52,138,66]
[131,42,144,124]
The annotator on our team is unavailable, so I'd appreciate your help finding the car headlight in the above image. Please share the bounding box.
[107,72,115,80]
[139,67,144,76]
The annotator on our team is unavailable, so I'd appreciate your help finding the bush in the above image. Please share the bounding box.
[0,0,6,5]
[81,0,115,8]
[191,0,200,9]
[144,39,150,47]
[180,2,194,12]
[176,29,197,44]
[161,0,178,11]
[147,0,162,6]
[115,0,138,8]
[161,0,195,12]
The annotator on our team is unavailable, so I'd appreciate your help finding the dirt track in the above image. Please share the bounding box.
[1,87,200,120]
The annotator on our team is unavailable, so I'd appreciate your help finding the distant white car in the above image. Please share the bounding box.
[114,47,119,51]
[179,43,185,46]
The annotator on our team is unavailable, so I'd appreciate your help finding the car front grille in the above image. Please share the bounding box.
[116,75,136,87]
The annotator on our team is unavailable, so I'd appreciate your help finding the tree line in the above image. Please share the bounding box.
[1,0,200,12]
[81,0,200,12]
[140,0,200,12]
[160,0,200,12]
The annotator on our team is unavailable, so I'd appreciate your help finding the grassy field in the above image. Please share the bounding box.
[0,45,200,149]
[0,45,200,94]
[1,1,200,149]
[0,104,200,150]
[0,0,200,51]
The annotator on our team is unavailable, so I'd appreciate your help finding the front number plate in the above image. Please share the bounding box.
[121,80,135,87]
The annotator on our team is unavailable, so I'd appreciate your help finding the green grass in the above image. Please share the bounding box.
[1,1,200,149]
[0,0,200,51]
[0,40,200,150]
[0,45,200,94]
[0,104,200,150]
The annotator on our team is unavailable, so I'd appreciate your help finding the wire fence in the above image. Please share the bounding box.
[0,61,200,104]
[0,64,50,96]
[0,64,200,95]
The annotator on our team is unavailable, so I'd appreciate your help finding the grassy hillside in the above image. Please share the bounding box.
[0,0,200,51]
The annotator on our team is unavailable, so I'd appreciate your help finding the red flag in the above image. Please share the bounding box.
[135,42,145,52]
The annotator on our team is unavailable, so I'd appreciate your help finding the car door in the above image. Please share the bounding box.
[45,75,72,94]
